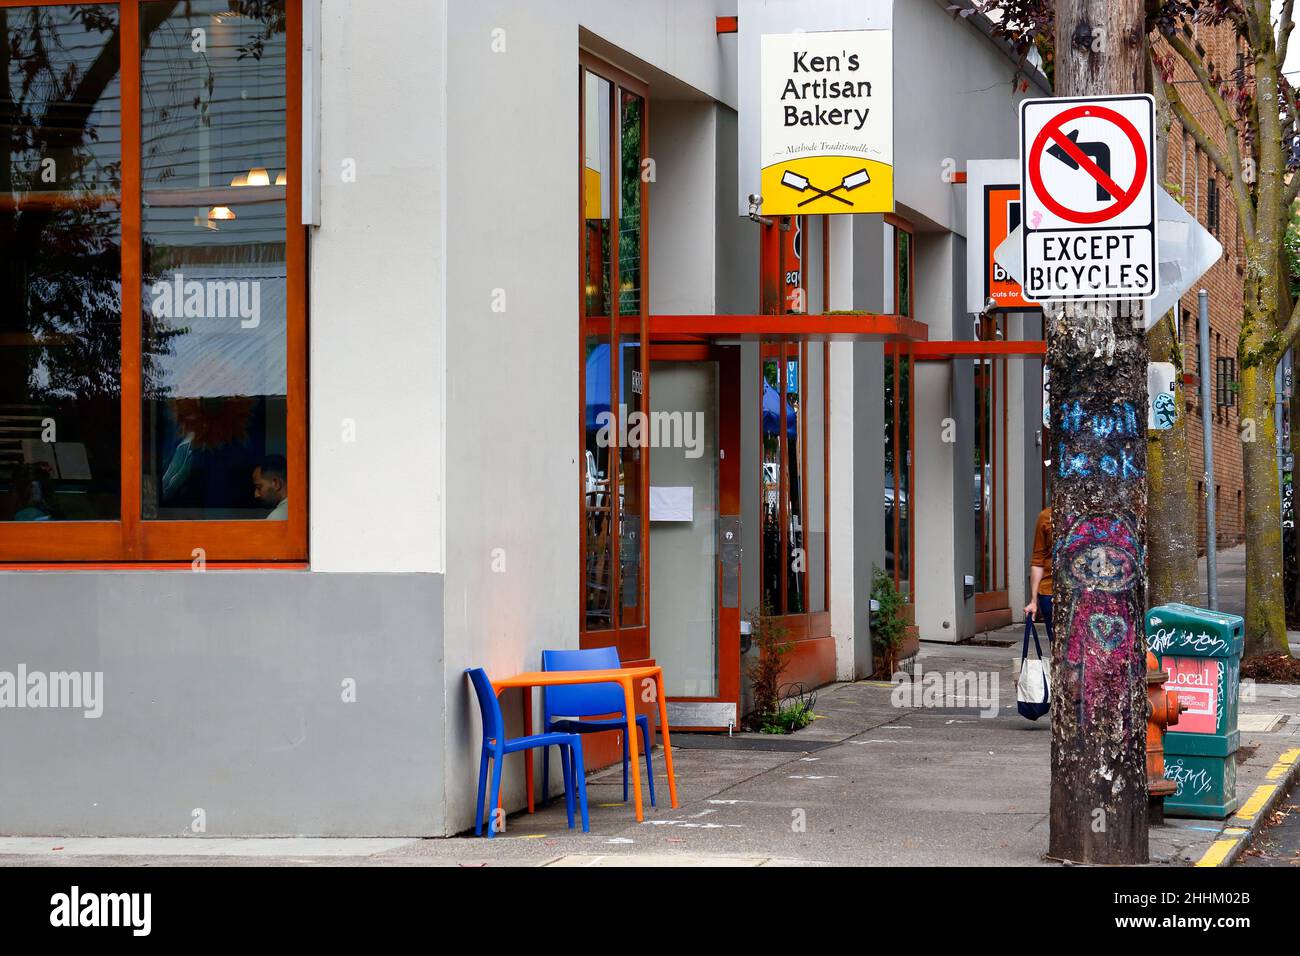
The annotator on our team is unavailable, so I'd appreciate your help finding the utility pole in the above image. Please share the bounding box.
[1198,289,1218,610]
[1047,0,1151,864]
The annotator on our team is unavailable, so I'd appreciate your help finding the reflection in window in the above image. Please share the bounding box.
[583,70,614,630]
[617,90,644,627]
[897,228,911,318]
[884,346,911,591]
[581,66,648,635]
[785,357,804,613]
[762,357,781,611]
[0,5,123,522]
[763,343,828,616]
[761,351,805,613]
[140,0,289,520]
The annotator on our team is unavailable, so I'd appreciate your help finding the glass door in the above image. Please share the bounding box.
[649,346,740,730]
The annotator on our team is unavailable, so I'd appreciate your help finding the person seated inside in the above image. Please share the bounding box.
[10,463,56,521]
[252,454,288,521]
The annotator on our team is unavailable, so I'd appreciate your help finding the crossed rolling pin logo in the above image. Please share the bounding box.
[780,168,871,208]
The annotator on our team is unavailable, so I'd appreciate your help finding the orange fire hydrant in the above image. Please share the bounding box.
[1146,651,1187,825]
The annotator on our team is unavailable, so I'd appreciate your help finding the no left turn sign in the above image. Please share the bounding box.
[1019,94,1157,302]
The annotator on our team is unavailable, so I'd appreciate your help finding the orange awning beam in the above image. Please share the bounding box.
[910,340,1046,360]
[648,313,928,342]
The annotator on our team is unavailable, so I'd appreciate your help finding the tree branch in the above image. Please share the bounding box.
[1280,0,1295,71]
[1278,283,1300,350]
[1159,68,1256,239]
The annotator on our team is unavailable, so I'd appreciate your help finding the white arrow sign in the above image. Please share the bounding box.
[993,187,1223,330]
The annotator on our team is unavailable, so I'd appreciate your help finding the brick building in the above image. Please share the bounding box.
[1157,19,1248,550]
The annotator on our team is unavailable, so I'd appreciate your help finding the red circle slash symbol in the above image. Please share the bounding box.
[1028,104,1146,225]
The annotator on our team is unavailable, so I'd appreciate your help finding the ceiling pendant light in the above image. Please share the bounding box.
[208,205,236,221]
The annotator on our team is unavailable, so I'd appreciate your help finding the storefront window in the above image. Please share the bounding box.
[884,344,912,595]
[761,342,828,617]
[617,89,644,628]
[580,59,648,643]
[975,315,1009,600]
[0,0,304,561]
[141,0,289,521]
[582,72,613,630]
[1,4,123,523]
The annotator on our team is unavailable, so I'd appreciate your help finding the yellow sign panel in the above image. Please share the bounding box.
[759,30,893,216]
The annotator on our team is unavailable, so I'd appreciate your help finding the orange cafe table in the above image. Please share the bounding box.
[490,665,680,822]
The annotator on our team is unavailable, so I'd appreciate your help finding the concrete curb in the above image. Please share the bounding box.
[1194,746,1300,867]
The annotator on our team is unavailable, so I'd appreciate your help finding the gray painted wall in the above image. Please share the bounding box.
[716,107,759,316]
[0,571,443,836]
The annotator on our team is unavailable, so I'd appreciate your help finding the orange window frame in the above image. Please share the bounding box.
[756,217,832,636]
[577,52,650,660]
[0,0,307,564]
[974,312,1010,600]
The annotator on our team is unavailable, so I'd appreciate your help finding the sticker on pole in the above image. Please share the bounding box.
[1019,94,1157,302]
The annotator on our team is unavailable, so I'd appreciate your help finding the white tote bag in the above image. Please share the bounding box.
[1016,617,1051,720]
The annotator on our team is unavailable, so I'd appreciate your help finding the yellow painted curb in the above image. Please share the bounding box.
[1195,838,1238,868]
[1233,784,1278,822]
[1265,748,1300,781]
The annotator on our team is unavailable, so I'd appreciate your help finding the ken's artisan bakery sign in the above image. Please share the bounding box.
[759,29,893,215]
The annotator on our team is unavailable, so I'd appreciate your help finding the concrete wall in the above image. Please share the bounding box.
[830,215,879,679]
[309,0,447,574]
[896,0,1043,237]
[715,107,759,316]
[651,100,718,315]
[0,571,442,836]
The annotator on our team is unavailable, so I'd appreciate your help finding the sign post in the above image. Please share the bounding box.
[1020,95,1157,303]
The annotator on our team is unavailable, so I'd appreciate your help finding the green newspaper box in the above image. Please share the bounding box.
[1146,603,1245,819]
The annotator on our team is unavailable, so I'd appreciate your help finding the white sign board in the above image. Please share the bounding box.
[994,187,1222,330]
[736,0,893,216]
[758,30,893,215]
[1148,362,1178,430]
[1019,94,1157,302]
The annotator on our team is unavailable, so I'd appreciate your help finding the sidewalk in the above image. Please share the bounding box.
[1,641,1292,867]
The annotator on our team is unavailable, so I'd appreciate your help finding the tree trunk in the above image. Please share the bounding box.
[1240,307,1290,656]
[1048,0,1150,864]
[1146,312,1200,604]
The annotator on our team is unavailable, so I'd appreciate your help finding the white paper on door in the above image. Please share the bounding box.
[650,485,693,522]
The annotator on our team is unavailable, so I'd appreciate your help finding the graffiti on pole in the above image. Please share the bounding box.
[1057,514,1145,724]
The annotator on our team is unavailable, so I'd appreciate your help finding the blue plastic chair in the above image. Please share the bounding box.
[466,668,589,837]
[540,647,656,808]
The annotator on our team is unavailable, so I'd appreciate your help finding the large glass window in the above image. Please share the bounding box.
[760,341,829,617]
[1,5,123,524]
[141,0,289,522]
[580,58,648,645]
[0,0,304,562]
[884,343,911,597]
